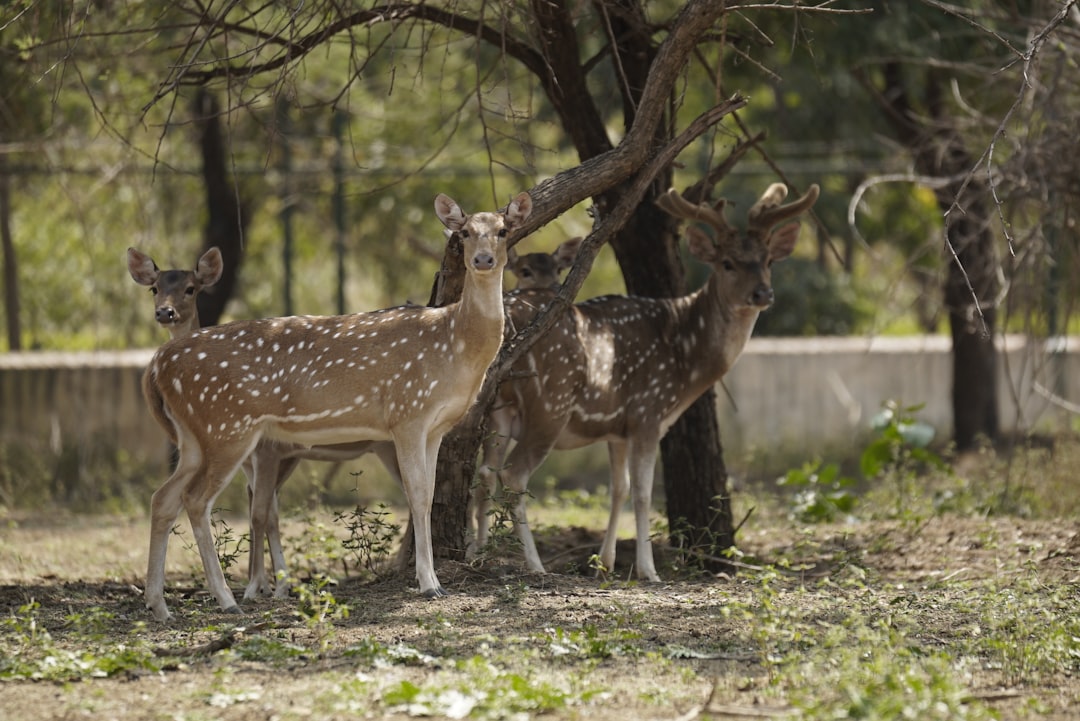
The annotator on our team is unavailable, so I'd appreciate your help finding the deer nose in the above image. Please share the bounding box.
[156,307,178,323]
[472,252,496,271]
[750,285,774,307]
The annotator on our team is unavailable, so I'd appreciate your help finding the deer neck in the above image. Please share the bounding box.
[687,274,762,377]
[449,269,506,371]
[167,316,203,340]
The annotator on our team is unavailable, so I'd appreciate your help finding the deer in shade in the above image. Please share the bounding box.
[140,191,532,621]
[468,183,819,579]
[128,245,403,601]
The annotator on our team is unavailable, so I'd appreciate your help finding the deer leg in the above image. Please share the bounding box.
[628,439,661,582]
[598,440,630,575]
[499,437,557,574]
[243,445,289,601]
[394,427,446,597]
[369,443,413,573]
[145,447,200,622]
[468,430,508,559]
[267,456,301,599]
[181,445,252,615]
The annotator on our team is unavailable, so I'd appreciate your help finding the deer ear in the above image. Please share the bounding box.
[686,227,720,263]
[505,192,533,228]
[127,248,159,286]
[435,193,467,231]
[553,237,582,271]
[768,222,801,262]
[197,247,224,286]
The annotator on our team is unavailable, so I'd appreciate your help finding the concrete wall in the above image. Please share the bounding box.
[1,337,1076,487]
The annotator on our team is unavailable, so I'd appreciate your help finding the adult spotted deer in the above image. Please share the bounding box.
[141,191,531,621]
[469,183,819,580]
[128,245,401,602]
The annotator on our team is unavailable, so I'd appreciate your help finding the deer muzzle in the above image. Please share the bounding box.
[156,307,179,324]
[750,285,775,308]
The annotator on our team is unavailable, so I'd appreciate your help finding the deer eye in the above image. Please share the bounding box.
[721,259,735,272]
[185,286,196,296]
[498,228,508,238]
[460,229,470,239]
[520,269,533,278]
[150,287,159,295]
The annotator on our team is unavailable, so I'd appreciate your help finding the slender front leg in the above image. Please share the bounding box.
[598,440,630,574]
[628,439,661,582]
[146,462,194,622]
[182,448,251,615]
[394,427,446,597]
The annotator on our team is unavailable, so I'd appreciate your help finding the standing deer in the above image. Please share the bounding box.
[128,245,402,601]
[468,183,819,579]
[141,191,532,621]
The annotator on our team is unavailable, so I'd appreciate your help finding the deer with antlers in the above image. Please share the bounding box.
[468,183,819,579]
[140,191,531,621]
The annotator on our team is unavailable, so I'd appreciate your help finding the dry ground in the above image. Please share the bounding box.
[1,506,1079,720]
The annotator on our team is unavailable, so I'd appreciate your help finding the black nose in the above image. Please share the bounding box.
[751,285,774,307]
[472,253,496,271]
[156,307,178,323]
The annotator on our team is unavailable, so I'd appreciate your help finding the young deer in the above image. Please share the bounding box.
[128,245,401,602]
[469,183,819,579]
[506,237,582,290]
[127,246,224,338]
[141,191,532,621]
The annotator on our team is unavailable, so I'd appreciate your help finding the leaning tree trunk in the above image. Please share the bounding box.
[422,0,735,565]
[193,89,246,328]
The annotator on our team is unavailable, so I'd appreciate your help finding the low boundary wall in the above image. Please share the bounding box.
[1,336,1076,487]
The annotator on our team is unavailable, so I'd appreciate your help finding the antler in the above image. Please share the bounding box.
[655,188,735,236]
[748,183,820,235]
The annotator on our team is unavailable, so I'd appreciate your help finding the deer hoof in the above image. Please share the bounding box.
[422,586,450,599]
[223,605,244,615]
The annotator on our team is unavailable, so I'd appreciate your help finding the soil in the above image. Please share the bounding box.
[1,511,1078,720]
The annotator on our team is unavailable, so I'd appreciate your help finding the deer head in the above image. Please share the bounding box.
[657,183,819,311]
[127,246,223,337]
[507,237,583,289]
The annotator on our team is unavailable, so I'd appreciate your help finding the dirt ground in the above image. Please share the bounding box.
[1,510,1079,720]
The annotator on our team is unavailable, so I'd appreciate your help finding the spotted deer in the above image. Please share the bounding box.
[128,245,403,601]
[241,235,583,601]
[141,191,532,621]
[468,183,819,579]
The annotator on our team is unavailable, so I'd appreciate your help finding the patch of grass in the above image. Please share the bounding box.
[0,601,163,681]
[379,656,601,719]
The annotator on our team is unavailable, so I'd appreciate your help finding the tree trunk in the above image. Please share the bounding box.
[422,0,737,566]
[0,156,19,351]
[869,64,1000,451]
[193,89,246,327]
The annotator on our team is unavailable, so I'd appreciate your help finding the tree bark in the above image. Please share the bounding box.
[421,0,736,565]
[0,155,19,351]
[866,63,1000,451]
[193,89,246,327]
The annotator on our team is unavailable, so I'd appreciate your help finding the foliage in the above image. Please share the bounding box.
[755,257,869,336]
[779,400,946,524]
[0,602,162,681]
[335,502,401,577]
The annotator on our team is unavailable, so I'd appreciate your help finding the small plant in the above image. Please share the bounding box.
[290,573,350,654]
[211,509,248,576]
[778,460,857,523]
[335,502,401,576]
[862,401,948,525]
